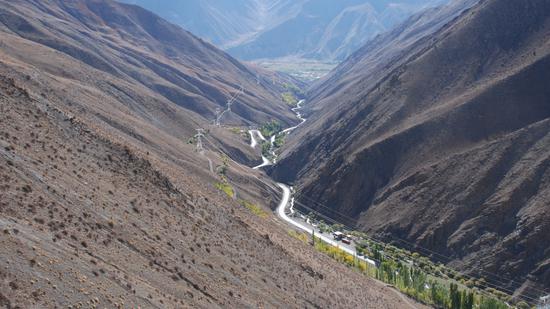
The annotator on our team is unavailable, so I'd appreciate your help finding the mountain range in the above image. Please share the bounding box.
[1,0,549,306]
[273,0,550,297]
[120,0,447,61]
[0,0,417,307]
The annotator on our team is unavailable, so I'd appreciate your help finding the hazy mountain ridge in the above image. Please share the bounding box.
[120,0,306,49]
[230,0,447,61]
[120,0,447,61]
[273,0,550,296]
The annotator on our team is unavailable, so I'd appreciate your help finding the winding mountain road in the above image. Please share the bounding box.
[248,129,266,149]
[253,156,271,170]
[282,100,307,134]
[276,184,376,266]
[243,100,375,265]
[249,129,273,169]
[251,99,307,169]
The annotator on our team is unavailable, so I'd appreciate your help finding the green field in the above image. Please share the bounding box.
[254,58,338,82]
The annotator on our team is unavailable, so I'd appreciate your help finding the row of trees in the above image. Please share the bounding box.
[368,246,511,309]
[289,226,520,309]
[291,215,533,308]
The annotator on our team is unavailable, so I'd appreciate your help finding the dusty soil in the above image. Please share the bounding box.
[0,0,427,308]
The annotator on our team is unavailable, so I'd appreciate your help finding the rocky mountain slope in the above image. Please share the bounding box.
[308,0,479,112]
[121,0,447,61]
[0,0,420,307]
[273,0,550,298]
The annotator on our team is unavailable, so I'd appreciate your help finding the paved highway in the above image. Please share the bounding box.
[248,129,273,169]
[248,129,266,149]
[282,100,307,134]
[276,183,376,266]
[245,101,373,264]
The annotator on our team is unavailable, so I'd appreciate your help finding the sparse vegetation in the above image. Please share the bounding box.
[283,83,305,97]
[273,134,285,149]
[288,227,518,309]
[258,120,287,159]
[259,120,282,138]
[216,154,229,177]
[288,230,309,243]
[261,141,272,158]
[229,127,240,134]
[239,199,268,218]
[215,182,234,198]
[281,92,298,107]
[187,136,197,145]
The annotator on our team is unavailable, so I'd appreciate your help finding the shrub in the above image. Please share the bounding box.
[516,301,530,309]
[288,230,309,243]
[215,182,234,198]
[281,92,298,107]
[239,199,268,218]
[260,120,282,138]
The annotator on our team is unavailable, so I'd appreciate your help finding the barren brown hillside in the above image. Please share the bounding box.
[0,0,303,167]
[0,75,423,308]
[274,0,550,298]
[0,0,425,308]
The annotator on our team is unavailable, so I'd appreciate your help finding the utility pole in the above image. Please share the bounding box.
[195,128,205,154]
[214,107,221,126]
[215,86,243,127]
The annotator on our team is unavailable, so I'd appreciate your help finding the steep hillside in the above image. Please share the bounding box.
[121,0,446,61]
[0,0,297,128]
[0,0,419,307]
[0,75,415,308]
[0,0,303,167]
[273,0,550,297]
[307,0,478,112]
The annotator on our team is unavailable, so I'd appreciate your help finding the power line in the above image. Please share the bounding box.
[295,190,550,298]
[293,192,549,301]
[197,124,547,304]
[215,85,244,126]
[291,198,540,305]
[295,201,535,301]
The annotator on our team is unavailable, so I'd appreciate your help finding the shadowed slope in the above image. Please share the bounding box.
[273,0,550,296]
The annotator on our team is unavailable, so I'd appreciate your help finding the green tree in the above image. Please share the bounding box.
[450,283,461,309]
[430,281,448,308]
[461,290,474,309]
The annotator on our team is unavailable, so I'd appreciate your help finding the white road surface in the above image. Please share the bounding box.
[276,183,376,266]
[249,129,273,169]
[250,100,306,169]
[253,156,271,170]
[248,129,266,149]
[282,100,307,134]
[246,101,376,267]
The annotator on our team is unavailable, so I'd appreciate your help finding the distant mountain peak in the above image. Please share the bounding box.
[119,0,448,61]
